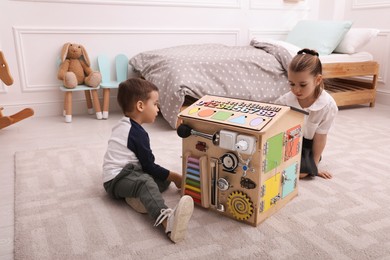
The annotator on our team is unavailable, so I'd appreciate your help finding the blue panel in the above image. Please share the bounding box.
[281,162,297,198]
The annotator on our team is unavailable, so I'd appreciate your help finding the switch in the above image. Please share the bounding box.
[236,134,256,155]
[219,130,238,151]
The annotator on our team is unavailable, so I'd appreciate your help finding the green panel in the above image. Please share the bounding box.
[265,132,284,173]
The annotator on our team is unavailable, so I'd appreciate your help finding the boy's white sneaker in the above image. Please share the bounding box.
[125,197,147,214]
[154,195,194,243]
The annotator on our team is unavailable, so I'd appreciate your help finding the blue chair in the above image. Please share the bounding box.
[98,54,129,119]
[57,59,102,123]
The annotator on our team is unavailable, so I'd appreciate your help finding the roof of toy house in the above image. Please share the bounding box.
[178,95,306,132]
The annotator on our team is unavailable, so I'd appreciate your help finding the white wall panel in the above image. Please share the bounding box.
[2,0,389,116]
[0,83,7,94]
[13,26,239,93]
[352,0,390,9]
[12,0,241,8]
[248,30,289,41]
[1,0,321,116]
[343,0,390,104]
[250,0,309,10]
[0,41,8,93]
[373,31,390,88]
[0,41,3,92]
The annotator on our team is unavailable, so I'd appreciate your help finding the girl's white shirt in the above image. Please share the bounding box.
[275,90,338,139]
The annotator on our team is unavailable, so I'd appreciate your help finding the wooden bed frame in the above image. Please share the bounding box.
[180,61,380,117]
[177,61,379,129]
[322,61,379,107]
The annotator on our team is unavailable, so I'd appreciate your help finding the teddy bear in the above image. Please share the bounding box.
[57,42,101,89]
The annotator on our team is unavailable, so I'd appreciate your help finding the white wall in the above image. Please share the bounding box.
[1,0,388,118]
[342,0,390,105]
[317,0,390,105]
[0,0,317,117]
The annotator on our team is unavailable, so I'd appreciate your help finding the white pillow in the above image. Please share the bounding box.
[334,28,379,54]
[286,20,353,55]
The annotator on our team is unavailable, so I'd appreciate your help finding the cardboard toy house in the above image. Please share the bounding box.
[177,95,306,226]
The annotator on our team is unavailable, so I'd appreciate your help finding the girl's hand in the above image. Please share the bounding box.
[318,170,333,179]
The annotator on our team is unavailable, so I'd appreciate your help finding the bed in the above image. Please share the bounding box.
[129,21,380,129]
[130,42,293,128]
[321,53,379,107]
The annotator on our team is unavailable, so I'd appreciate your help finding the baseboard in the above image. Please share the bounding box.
[376,91,390,106]
[1,97,121,118]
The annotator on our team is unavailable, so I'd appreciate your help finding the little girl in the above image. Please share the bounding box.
[275,49,338,179]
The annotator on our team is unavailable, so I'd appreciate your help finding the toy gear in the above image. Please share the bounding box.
[227,191,254,220]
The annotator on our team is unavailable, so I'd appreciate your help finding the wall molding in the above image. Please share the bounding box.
[376,30,390,85]
[11,0,241,8]
[0,42,8,93]
[13,26,241,36]
[12,26,240,93]
[248,29,289,41]
[0,83,7,93]
[249,0,309,10]
[352,0,390,9]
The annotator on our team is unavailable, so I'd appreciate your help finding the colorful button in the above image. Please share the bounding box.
[198,109,215,117]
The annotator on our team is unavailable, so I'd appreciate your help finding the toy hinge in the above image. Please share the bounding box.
[259,201,264,213]
[263,142,269,155]
[260,184,266,197]
[262,160,268,172]
[270,194,281,205]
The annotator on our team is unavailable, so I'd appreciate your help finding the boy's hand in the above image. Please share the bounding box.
[168,172,182,189]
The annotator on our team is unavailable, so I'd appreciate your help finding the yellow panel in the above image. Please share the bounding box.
[262,173,281,212]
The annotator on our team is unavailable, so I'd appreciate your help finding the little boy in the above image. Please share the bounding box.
[102,78,194,243]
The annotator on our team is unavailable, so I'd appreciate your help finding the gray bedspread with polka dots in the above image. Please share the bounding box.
[129,40,292,129]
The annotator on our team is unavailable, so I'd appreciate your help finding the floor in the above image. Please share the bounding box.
[1,103,390,259]
[0,111,175,260]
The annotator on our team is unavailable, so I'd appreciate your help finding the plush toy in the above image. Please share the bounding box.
[57,43,101,89]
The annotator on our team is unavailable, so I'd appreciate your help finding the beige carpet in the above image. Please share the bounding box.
[15,108,390,259]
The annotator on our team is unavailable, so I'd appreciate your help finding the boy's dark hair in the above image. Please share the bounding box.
[117,78,159,115]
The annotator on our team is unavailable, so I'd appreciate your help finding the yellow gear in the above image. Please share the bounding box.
[227,191,254,220]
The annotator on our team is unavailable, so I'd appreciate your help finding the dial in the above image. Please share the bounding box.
[221,152,238,172]
[217,178,229,191]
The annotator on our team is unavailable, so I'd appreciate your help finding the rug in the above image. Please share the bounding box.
[14,116,390,259]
